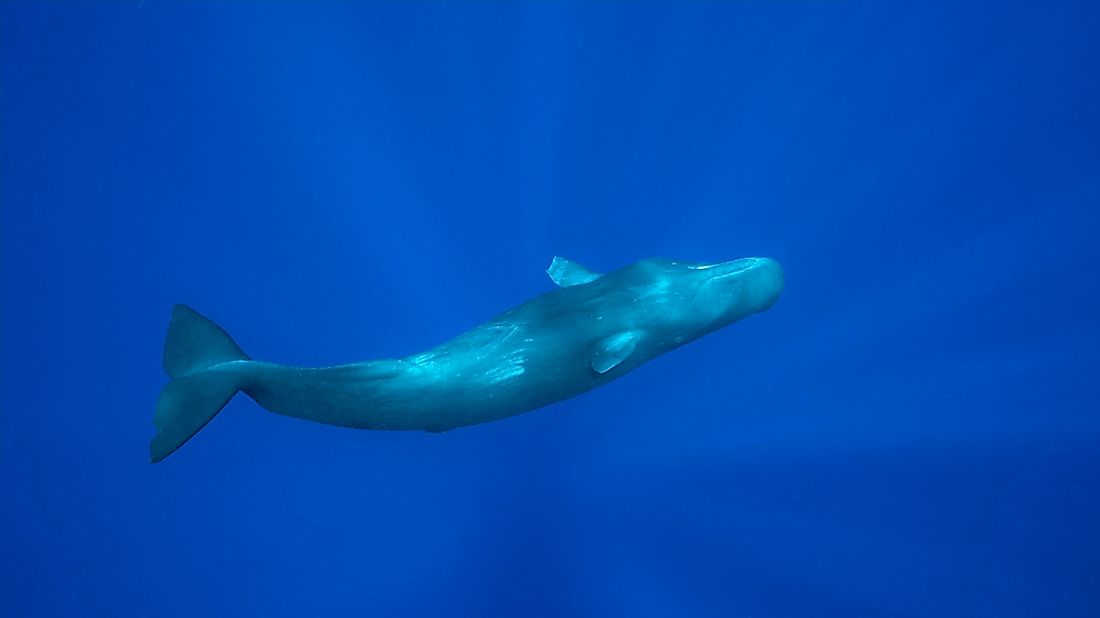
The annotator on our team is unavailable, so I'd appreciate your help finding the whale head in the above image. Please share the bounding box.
[687,256,784,320]
[623,256,784,339]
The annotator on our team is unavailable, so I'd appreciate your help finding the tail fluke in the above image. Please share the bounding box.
[150,305,250,463]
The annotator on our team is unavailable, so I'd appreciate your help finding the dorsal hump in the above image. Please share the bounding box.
[546,256,602,287]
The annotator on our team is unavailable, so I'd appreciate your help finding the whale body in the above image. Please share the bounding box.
[150,256,784,462]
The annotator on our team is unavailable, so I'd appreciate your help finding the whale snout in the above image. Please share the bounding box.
[748,257,784,310]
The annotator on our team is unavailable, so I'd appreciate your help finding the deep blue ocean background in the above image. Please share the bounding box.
[3,2,1099,616]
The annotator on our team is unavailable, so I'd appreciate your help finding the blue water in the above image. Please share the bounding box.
[3,2,1099,616]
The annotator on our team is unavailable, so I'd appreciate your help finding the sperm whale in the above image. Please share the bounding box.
[150,256,783,462]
